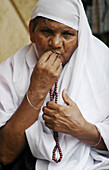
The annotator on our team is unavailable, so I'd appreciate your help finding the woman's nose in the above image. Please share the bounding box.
[48,34,63,49]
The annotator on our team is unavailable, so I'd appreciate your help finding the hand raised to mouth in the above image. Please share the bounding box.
[28,51,62,109]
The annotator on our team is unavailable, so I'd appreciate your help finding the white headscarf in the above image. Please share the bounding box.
[31,0,109,123]
[31,0,79,30]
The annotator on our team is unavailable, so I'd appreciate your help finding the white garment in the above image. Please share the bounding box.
[0,0,109,169]
[0,43,109,170]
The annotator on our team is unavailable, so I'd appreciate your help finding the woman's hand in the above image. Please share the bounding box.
[42,89,87,137]
[42,89,107,150]
[28,51,62,108]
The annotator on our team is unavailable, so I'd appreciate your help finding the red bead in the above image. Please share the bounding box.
[50,82,63,163]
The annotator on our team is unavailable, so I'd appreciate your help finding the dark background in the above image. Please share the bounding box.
[82,0,109,47]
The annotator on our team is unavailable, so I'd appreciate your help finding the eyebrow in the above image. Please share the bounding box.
[40,25,76,33]
[45,19,71,29]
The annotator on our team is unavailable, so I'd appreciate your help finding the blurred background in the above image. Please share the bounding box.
[82,0,109,46]
[0,0,109,63]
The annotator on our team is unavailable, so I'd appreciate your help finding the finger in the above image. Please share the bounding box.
[46,101,60,110]
[43,106,54,117]
[42,113,51,121]
[62,89,73,106]
[46,53,57,65]
[53,57,62,70]
[38,51,52,63]
[56,62,62,74]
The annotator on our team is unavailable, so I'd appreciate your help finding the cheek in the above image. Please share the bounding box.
[69,42,78,54]
[65,40,78,58]
[63,39,78,65]
[35,35,48,54]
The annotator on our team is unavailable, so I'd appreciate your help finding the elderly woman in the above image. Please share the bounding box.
[0,0,109,169]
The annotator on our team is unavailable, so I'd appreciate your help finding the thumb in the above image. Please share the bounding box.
[62,89,72,106]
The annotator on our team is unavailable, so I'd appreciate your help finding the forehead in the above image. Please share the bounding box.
[37,17,76,31]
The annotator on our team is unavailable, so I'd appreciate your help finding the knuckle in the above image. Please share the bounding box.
[37,62,46,71]
[36,65,43,72]
[53,72,58,78]
[58,106,64,112]
[53,75,58,80]
[37,62,42,68]
[49,69,55,75]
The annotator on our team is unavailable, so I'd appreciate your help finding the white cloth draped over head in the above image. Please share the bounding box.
[31,0,79,30]
[0,0,109,169]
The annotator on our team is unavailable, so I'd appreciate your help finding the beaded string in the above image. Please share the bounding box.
[50,81,63,163]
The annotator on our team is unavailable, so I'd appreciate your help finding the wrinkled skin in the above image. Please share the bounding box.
[28,51,62,108]
[42,89,87,138]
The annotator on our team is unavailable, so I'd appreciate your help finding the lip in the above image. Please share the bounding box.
[52,51,63,57]
[52,51,64,64]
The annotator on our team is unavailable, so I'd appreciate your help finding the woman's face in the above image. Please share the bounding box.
[30,17,78,66]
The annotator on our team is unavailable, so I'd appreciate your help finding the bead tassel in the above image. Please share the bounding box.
[49,81,63,163]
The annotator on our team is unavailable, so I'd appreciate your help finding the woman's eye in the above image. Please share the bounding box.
[62,32,75,39]
[40,30,53,36]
